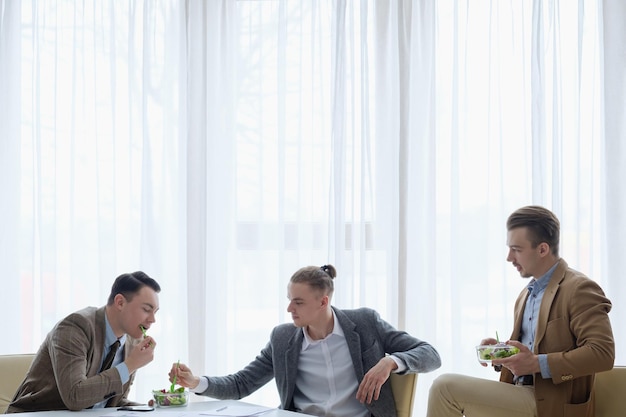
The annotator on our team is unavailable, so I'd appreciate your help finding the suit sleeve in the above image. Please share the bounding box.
[372,309,442,373]
[50,314,127,410]
[545,278,614,384]
[200,338,276,399]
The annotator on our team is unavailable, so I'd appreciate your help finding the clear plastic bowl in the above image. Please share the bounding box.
[476,344,520,364]
[152,389,189,407]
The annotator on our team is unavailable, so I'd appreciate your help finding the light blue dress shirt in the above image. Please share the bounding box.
[520,261,559,380]
[93,315,128,408]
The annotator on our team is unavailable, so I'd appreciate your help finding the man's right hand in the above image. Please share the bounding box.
[125,336,156,372]
[480,337,498,345]
[169,362,201,389]
[479,337,499,368]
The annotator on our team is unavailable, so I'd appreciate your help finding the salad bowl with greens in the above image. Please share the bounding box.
[152,387,188,407]
[476,344,520,364]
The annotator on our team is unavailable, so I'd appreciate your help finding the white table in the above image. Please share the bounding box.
[10,400,315,417]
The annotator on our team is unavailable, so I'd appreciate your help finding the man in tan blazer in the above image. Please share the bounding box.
[6,271,160,413]
[426,205,614,417]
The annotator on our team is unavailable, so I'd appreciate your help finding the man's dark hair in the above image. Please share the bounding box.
[107,271,161,305]
[507,205,560,257]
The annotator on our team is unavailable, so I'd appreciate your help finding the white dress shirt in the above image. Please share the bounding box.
[293,310,369,417]
[193,309,406,416]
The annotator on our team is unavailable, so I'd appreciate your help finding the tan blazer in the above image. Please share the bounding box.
[500,259,614,417]
[7,306,137,413]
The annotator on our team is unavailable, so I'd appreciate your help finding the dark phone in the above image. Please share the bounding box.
[117,405,155,412]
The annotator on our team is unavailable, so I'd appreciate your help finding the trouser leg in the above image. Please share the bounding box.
[426,373,536,417]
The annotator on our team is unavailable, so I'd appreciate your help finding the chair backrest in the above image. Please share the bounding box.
[0,354,36,413]
[595,366,626,417]
[389,373,418,417]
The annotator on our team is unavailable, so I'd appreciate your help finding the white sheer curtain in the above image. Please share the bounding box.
[1,1,625,416]
[0,0,189,400]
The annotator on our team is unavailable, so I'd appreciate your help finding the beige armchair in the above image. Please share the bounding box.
[0,354,35,413]
[390,372,418,417]
[595,366,626,417]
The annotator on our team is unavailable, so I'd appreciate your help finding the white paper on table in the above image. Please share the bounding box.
[101,405,273,417]
[101,411,192,417]
[199,404,273,416]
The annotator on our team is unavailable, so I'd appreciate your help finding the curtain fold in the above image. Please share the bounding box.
[0,0,22,347]
[186,0,238,394]
[1,1,625,415]
[603,0,626,368]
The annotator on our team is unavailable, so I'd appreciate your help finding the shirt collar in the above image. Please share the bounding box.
[301,309,344,351]
[527,260,559,293]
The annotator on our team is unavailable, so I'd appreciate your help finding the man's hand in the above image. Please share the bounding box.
[478,337,499,368]
[356,357,398,404]
[492,340,540,376]
[125,336,156,373]
[169,362,201,390]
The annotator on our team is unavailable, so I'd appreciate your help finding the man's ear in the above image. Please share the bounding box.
[538,242,550,256]
[320,294,329,308]
[113,293,126,309]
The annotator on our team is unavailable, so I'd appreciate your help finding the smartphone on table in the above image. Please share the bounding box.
[117,405,154,412]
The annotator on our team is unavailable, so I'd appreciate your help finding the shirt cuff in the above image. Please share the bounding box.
[193,376,209,393]
[389,355,407,373]
[538,354,551,379]
[116,362,130,384]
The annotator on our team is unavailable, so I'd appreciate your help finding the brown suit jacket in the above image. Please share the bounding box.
[499,259,614,417]
[7,306,137,413]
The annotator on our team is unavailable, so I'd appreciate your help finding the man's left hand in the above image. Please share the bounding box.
[356,357,397,404]
[492,340,540,376]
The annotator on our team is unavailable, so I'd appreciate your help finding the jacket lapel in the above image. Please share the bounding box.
[533,259,567,350]
[512,290,529,340]
[92,307,108,376]
[284,328,303,407]
[333,308,364,380]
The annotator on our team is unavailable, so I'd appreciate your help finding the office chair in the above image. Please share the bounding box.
[595,366,626,417]
[390,372,418,417]
[0,353,35,413]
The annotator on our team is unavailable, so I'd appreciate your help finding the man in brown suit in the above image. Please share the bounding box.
[7,271,160,412]
[426,205,614,417]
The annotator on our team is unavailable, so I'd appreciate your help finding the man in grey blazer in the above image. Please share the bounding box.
[7,271,160,413]
[170,264,441,417]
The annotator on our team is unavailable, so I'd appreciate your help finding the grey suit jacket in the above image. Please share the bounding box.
[199,307,441,417]
[7,306,137,413]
